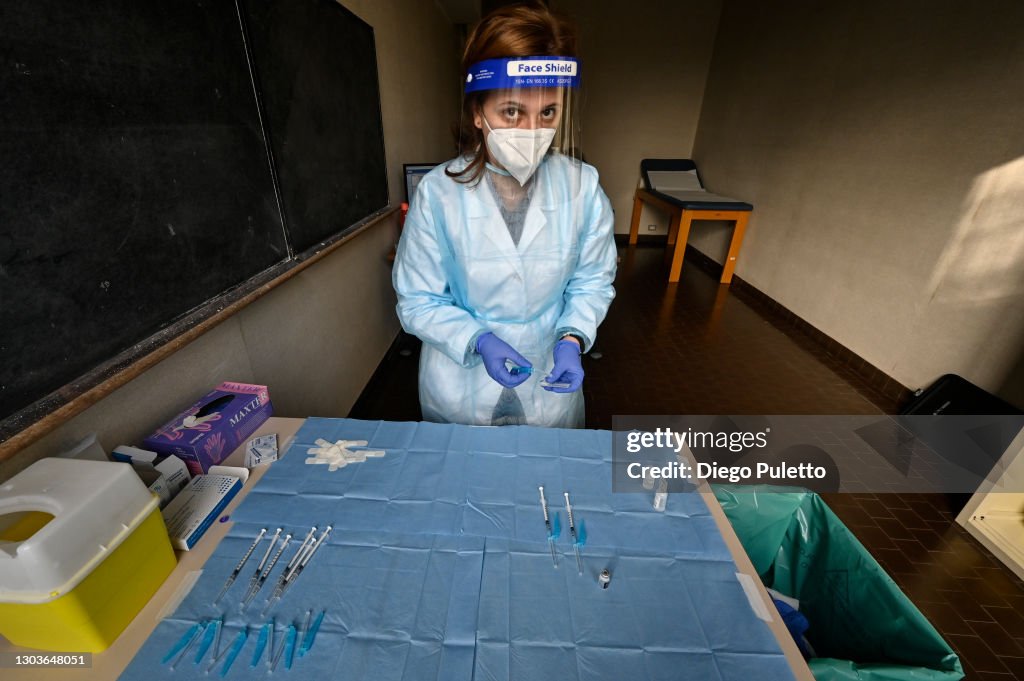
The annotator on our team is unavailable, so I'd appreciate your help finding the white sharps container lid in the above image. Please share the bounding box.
[0,457,159,603]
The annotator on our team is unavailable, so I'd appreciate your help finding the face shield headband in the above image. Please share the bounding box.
[465,56,580,93]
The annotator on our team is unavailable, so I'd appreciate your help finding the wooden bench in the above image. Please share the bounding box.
[627,159,753,284]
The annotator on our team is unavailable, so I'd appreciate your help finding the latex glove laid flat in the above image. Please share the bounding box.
[476,332,532,388]
[543,339,584,393]
[306,438,385,471]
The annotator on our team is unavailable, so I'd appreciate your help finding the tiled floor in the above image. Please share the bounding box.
[351,244,1024,678]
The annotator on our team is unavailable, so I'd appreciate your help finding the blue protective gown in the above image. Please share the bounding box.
[393,154,617,428]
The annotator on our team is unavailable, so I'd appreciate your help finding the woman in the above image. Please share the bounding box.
[393,3,616,428]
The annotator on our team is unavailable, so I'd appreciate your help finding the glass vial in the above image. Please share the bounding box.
[653,480,668,512]
[642,469,655,490]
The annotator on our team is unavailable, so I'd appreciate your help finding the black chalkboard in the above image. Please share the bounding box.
[241,0,389,253]
[0,0,388,430]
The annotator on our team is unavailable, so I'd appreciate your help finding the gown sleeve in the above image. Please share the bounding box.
[393,173,488,367]
[554,164,617,352]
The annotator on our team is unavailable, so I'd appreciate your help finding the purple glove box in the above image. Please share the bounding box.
[142,382,273,475]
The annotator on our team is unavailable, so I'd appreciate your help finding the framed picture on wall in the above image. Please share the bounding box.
[403,163,438,203]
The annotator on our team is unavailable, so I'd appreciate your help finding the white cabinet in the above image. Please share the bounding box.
[957,429,1024,580]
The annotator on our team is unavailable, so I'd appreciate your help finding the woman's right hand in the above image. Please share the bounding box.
[475,332,532,388]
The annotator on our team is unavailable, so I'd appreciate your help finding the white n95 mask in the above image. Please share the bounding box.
[484,118,555,186]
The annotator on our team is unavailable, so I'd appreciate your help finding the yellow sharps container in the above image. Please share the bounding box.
[0,458,176,652]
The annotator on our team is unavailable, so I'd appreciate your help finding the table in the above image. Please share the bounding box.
[0,418,305,681]
[3,418,812,680]
[628,188,751,284]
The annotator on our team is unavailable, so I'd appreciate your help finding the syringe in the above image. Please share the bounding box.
[161,620,203,669]
[509,364,533,376]
[243,532,292,608]
[255,526,315,616]
[539,486,558,567]
[262,525,332,615]
[242,527,281,606]
[269,526,316,597]
[564,492,583,575]
[214,527,267,604]
[299,609,326,657]
[168,620,205,671]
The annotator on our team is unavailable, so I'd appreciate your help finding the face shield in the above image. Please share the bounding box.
[461,56,582,188]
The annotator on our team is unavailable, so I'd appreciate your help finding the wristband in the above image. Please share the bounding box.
[560,334,584,349]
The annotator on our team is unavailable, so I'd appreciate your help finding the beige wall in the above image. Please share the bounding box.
[345,0,461,197]
[0,0,459,482]
[556,0,722,235]
[690,0,1024,405]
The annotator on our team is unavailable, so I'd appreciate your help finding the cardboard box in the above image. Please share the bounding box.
[111,445,192,509]
[142,382,273,476]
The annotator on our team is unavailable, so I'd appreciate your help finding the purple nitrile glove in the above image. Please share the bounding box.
[544,339,584,393]
[476,332,532,388]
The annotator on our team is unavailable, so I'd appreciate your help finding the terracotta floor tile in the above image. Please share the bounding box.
[947,635,1011,673]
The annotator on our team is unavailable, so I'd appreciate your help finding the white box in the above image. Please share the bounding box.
[112,446,191,509]
[160,474,243,551]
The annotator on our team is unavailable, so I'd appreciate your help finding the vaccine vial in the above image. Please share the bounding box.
[642,469,655,490]
[653,480,668,512]
[599,569,611,589]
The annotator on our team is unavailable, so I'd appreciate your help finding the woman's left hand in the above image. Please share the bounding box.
[544,339,584,393]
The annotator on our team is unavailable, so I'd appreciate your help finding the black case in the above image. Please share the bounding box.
[900,373,1021,416]
[900,374,1021,513]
